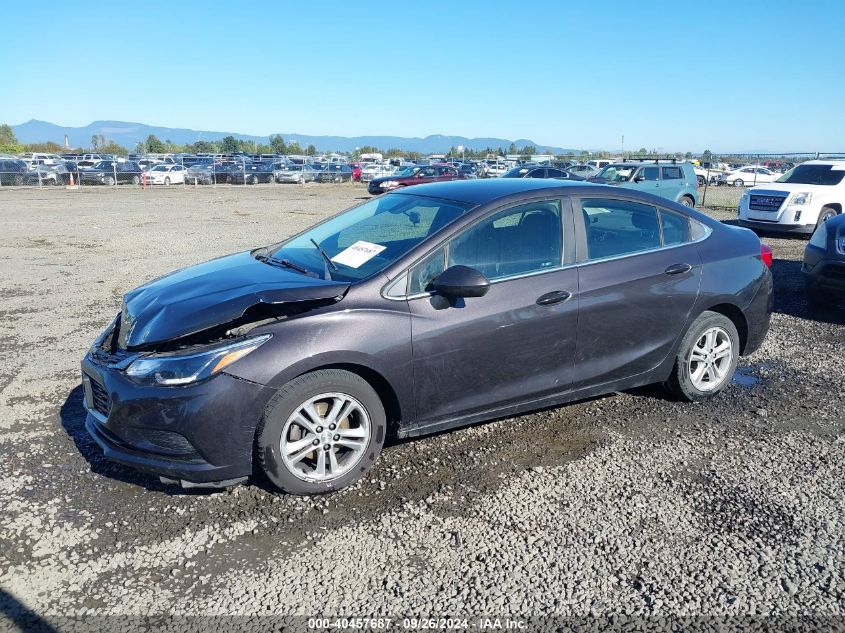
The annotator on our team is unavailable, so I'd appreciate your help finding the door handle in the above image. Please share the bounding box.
[664,263,692,275]
[536,290,572,306]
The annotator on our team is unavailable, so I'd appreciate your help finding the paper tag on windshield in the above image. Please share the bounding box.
[330,241,386,268]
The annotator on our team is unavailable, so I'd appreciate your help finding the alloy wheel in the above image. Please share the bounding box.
[688,326,733,392]
[280,392,371,482]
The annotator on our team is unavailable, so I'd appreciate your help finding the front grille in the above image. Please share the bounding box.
[749,194,787,212]
[87,374,111,418]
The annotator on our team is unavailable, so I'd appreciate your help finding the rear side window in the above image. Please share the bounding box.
[581,198,661,260]
[660,210,690,245]
[662,166,683,180]
[528,169,546,178]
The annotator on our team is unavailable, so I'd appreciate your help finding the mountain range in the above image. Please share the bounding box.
[10,119,576,154]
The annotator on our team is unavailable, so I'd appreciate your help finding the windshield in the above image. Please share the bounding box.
[92,161,113,170]
[268,193,474,282]
[776,164,845,186]
[151,165,168,171]
[596,165,636,182]
[395,167,419,177]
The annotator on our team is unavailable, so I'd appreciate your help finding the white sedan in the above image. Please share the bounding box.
[146,164,186,185]
[719,165,778,187]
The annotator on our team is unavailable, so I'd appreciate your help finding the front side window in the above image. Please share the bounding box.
[448,200,562,280]
[581,198,661,260]
[638,166,659,181]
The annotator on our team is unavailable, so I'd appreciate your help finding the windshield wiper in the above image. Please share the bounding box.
[254,249,311,275]
[310,238,338,272]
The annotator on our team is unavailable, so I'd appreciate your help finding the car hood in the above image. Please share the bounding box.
[747,183,830,195]
[119,251,349,349]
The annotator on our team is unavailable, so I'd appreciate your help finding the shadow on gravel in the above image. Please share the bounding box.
[0,588,58,633]
[59,385,206,496]
[770,258,845,325]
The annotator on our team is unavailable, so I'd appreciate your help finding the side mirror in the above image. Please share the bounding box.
[432,265,490,299]
[634,175,645,183]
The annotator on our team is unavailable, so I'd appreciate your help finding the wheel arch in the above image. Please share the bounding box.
[822,202,841,214]
[701,303,749,354]
[294,363,404,436]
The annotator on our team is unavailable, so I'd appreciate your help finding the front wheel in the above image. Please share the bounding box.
[815,206,838,232]
[665,311,739,401]
[104,175,115,186]
[256,369,386,495]
[131,175,140,185]
[696,175,706,187]
[733,178,744,187]
[164,177,171,186]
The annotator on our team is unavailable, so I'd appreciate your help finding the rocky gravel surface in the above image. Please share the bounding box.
[1,185,843,631]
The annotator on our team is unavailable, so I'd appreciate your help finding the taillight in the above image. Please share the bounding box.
[760,243,773,268]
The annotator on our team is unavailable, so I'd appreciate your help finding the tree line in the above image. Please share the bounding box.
[1,123,711,162]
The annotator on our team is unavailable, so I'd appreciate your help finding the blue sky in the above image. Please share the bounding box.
[1,1,843,152]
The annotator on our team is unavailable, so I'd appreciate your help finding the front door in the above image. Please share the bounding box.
[409,198,578,424]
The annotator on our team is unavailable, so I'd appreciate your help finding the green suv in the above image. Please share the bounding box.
[590,161,699,207]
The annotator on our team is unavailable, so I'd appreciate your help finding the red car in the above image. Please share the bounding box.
[367,164,466,195]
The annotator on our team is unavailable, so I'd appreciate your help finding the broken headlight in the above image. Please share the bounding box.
[124,334,271,386]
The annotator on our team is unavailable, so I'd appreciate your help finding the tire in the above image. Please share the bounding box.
[696,175,705,187]
[733,178,744,187]
[14,174,23,186]
[680,195,694,207]
[131,175,140,185]
[256,369,386,495]
[665,311,740,402]
[251,175,259,185]
[815,206,838,232]
[104,175,115,186]
[164,177,171,186]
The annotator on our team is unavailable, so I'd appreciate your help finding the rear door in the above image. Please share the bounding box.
[660,165,685,201]
[572,196,702,388]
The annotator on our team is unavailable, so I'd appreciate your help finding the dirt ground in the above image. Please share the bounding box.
[1,184,843,630]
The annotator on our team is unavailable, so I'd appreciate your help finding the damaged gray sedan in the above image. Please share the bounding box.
[81,179,772,494]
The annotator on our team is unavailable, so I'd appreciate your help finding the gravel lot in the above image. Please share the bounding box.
[1,184,844,630]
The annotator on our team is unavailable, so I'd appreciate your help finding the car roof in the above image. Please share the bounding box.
[394,178,596,204]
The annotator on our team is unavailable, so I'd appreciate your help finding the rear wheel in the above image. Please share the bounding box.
[733,178,744,187]
[131,175,140,185]
[251,175,259,185]
[104,175,115,186]
[680,195,694,207]
[666,311,739,401]
[256,369,386,495]
[164,177,171,186]
[696,175,706,187]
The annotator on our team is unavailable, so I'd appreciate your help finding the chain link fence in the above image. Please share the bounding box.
[0,152,358,189]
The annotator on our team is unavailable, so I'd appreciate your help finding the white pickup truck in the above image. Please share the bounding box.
[737,160,845,235]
